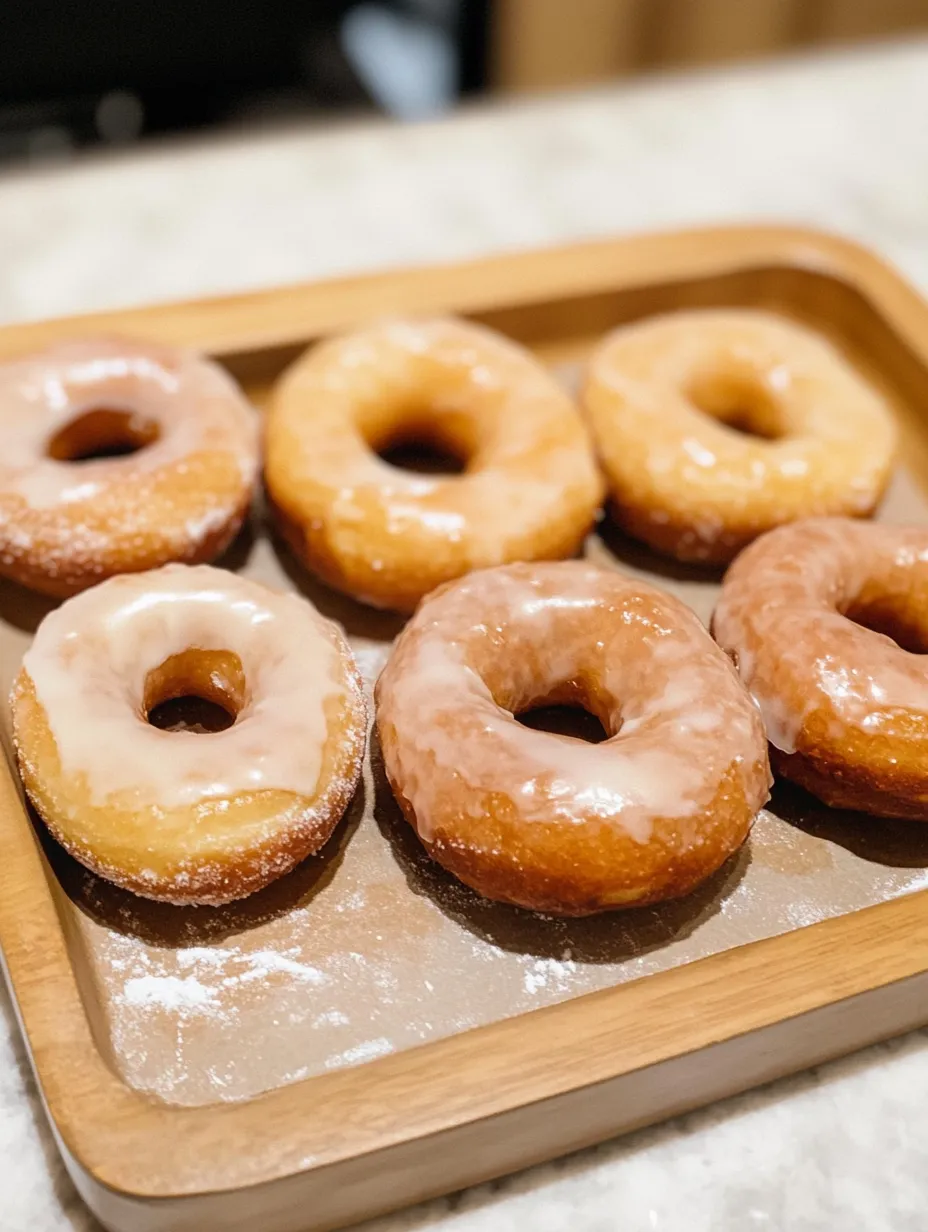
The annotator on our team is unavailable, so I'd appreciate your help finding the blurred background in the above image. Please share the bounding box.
[3,0,928,165]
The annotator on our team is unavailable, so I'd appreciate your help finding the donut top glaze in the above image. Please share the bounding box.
[586,310,894,483]
[0,338,258,512]
[713,518,928,754]
[19,564,356,809]
[583,310,896,562]
[376,561,769,845]
[269,317,602,562]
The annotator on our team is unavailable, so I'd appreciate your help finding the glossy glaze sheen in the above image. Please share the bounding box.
[713,518,928,818]
[376,560,770,914]
[0,338,259,595]
[265,318,603,611]
[12,564,367,903]
[584,310,896,563]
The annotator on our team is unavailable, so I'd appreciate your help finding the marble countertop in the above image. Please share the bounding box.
[5,35,928,1232]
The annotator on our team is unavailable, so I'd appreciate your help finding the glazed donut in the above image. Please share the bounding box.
[265,318,603,612]
[0,338,259,596]
[11,564,366,904]
[713,518,928,820]
[375,561,770,915]
[583,310,896,564]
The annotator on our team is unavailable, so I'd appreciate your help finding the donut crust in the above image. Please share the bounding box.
[713,518,928,820]
[584,310,896,564]
[0,338,259,597]
[11,566,367,905]
[376,561,770,915]
[265,318,603,611]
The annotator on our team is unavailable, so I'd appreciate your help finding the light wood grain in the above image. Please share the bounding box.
[645,0,802,67]
[812,0,928,39]
[491,0,928,91]
[6,227,928,1231]
[492,0,644,91]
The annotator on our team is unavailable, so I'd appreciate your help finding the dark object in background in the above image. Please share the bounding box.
[0,1,358,161]
[457,0,492,94]
[0,0,488,165]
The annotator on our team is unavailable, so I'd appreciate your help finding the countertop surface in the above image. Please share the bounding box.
[4,35,928,1232]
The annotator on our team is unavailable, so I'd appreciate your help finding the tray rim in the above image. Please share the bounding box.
[4,223,928,1208]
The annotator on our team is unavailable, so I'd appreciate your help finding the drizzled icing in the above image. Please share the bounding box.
[376,561,769,846]
[584,310,896,560]
[20,564,351,808]
[0,338,258,509]
[0,338,260,594]
[713,518,928,755]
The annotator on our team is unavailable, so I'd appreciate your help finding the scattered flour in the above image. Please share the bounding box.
[117,945,327,1016]
[524,968,547,995]
[122,974,217,1011]
[522,956,579,996]
[176,946,231,969]
[314,1009,350,1027]
[229,951,327,986]
[325,1037,395,1070]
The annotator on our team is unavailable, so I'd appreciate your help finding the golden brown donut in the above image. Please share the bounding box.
[265,318,603,612]
[11,564,366,905]
[713,518,928,819]
[375,561,770,915]
[0,338,259,596]
[583,310,896,564]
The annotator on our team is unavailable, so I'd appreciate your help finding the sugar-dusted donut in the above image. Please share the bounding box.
[265,318,603,612]
[583,310,896,564]
[714,518,928,819]
[376,561,770,914]
[11,564,366,904]
[0,338,259,596]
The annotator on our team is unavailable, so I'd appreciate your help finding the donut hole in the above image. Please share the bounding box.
[377,435,467,475]
[508,677,615,744]
[143,649,247,734]
[47,408,160,463]
[843,596,928,655]
[516,704,608,744]
[147,696,236,733]
[687,371,785,441]
[364,403,474,477]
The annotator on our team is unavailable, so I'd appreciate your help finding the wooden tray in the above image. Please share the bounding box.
[6,226,928,1232]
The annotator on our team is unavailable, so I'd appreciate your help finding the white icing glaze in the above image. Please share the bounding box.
[377,561,769,845]
[21,564,352,808]
[713,519,928,754]
[0,338,258,510]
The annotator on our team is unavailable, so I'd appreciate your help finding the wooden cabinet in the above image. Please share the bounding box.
[492,0,643,91]
[491,0,928,92]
